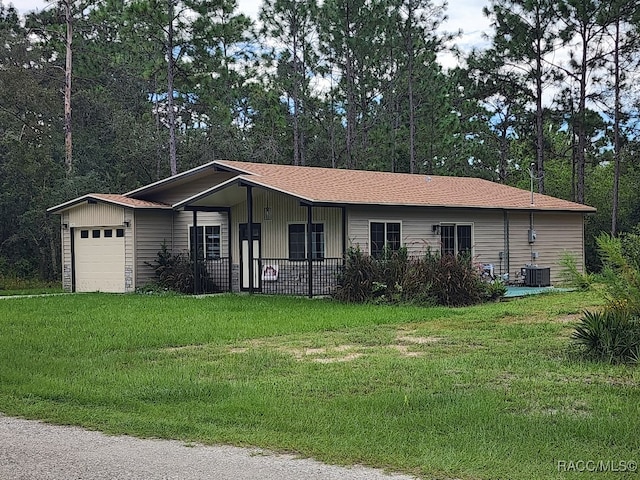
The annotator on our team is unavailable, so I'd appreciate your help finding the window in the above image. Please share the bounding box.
[92,229,100,238]
[288,223,325,260]
[80,230,89,239]
[104,229,113,238]
[189,225,221,260]
[441,224,472,256]
[116,229,125,238]
[370,221,401,258]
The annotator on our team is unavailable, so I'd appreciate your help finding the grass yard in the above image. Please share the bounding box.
[0,277,64,296]
[0,291,638,479]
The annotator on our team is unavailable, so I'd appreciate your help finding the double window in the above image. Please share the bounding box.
[189,225,221,260]
[370,221,401,258]
[288,223,324,260]
[440,224,472,256]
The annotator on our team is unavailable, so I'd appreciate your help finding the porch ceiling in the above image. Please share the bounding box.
[186,182,247,208]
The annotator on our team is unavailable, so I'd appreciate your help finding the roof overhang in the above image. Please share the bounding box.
[47,194,172,214]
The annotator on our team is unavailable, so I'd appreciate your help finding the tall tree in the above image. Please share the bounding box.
[484,0,559,193]
[260,0,318,166]
[596,0,640,234]
[318,0,392,169]
[557,0,608,204]
[392,0,448,173]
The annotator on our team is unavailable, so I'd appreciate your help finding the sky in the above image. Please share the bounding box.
[7,0,493,66]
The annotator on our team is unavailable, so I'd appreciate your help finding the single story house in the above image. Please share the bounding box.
[48,160,596,296]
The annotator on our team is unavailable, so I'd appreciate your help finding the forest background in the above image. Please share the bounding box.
[1,0,639,281]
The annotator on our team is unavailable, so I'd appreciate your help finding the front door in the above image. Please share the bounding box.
[239,223,261,291]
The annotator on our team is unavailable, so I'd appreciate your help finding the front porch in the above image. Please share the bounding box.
[183,179,347,297]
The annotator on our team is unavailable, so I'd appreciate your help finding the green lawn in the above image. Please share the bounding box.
[0,292,638,479]
[0,277,64,296]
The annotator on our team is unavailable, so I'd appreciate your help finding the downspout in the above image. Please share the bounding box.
[529,211,535,264]
[307,204,313,298]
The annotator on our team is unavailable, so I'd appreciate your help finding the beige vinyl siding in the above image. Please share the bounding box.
[173,210,229,257]
[230,190,343,261]
[507,211,585,284]
[142,172,237,205]
[68,202,124,227]
[134,210,174,287]
[348,206,585,284]
[347,206,506,267]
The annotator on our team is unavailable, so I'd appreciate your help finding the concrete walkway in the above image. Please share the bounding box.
[0,415,418,480]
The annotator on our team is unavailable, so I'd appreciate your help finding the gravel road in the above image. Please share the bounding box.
[0,414,418,480]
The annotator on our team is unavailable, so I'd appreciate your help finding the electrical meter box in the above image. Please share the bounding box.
[528,229,537,244]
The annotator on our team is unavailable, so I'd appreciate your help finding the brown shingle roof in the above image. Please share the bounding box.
[91,194,172,208]
[214,160,596,212]
[48,193,171,213]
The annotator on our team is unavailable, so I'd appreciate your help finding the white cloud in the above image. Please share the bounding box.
[7,0,52,13]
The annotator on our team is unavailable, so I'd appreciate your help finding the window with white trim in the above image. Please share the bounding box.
[288,223,324,260]
[440,224,472,256]
[370,221,401,258]
[189,225,221,260]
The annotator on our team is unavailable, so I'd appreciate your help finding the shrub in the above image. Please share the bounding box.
[481,279,507,302]
[430,253,486,307]
[559,252,594,290]
[147,242,216,294]
[596,231,640,315]
[572,309,640,364]
[334,248,502,307]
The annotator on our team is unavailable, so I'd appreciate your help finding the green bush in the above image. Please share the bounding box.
[147,242,216,294]
[572,229,640,364]
[482,279,507,302]
[558,252,594,290]
[334,248,503,307]
[572,309,640,364]
[429,253,484,307]
[596,231,640,315]
[334,246,378,303]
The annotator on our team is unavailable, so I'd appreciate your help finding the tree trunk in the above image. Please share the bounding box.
[64,0,73,176]
[535,7,544,193]
[292,18,301,166]
[344,3,357,169]
[576,28,588,205]
[167,0,178,176]
[612,17,621,235]
[406,5,416,174]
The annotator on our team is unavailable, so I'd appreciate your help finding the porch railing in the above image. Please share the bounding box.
[200,257,343,296]
[201,257,231,293]
[255,257,343,297]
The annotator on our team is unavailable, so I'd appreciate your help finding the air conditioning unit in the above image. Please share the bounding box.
[521,266,550,287]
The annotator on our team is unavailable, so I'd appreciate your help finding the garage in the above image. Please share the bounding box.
[73,227,125,292]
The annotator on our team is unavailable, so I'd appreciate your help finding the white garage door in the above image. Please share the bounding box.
[74,227,125,292]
